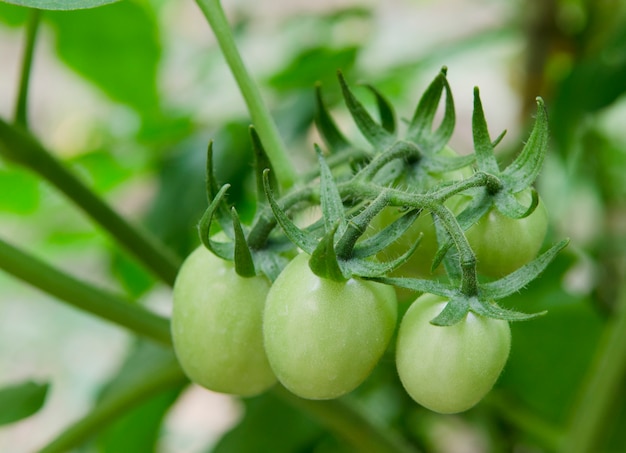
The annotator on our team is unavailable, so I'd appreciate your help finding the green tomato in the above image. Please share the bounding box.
[465,190,548,277]
[263,253,397,400]
[171,245,276,396]
[396,293,511,414]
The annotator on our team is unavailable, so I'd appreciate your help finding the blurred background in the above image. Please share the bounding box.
[1,0,625,451]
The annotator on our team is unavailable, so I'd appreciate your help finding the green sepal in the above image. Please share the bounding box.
[314,83,351,153]
[197,184,234,261]
[501,97,549,192]
[354,140,420,183]
[309,225,347,282]
[480,239,570,300]
[250,126,277,202]
[205,141,233,236]
[348,232,421,278]
[338,71,395,150]
[254,249,290,282]
[429,296,470,326]
[316,145,346,235]
[230,207,256,278]
[493,187,539,220]
[425,153,475,173]
[361,83,396,134]
[407,67,455,154]
[263,170,318,254]
[472,87,500,176]
[469,297,546,322]
[372,277,457,299]
[352,208,421,258]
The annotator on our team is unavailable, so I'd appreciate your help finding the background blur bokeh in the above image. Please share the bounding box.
[1,0,626,451]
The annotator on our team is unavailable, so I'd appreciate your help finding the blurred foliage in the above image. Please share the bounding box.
[1,0,626,452]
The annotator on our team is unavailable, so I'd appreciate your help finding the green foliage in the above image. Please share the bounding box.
[0,380,49,426]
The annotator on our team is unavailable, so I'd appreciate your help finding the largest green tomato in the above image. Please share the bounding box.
[172,245,276,396]
[396,293,511,414]
[263,253,397,400]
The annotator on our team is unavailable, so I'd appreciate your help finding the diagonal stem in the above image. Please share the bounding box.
[14,9,41,128]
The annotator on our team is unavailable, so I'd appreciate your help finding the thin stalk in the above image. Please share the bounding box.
[39,360,187,453]
[560,282,626,453]
[273,386,417,453]
[14,9,41,128]
[0,119,182,286]
[0,237,172,346]
[195,0,297,190]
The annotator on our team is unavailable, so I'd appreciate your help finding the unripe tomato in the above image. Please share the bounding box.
[172,245,276,396]
[465,190,548,277]
[396,293,511,414]
[263,253,397,400]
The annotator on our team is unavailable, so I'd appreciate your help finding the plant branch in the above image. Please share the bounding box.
[14,9,41,128]
[272,386,417,453]
[195,0,297,190]
[560,281,626,453]
[0,119,182,286]
[39,359,187,453]
[0,237,172,346]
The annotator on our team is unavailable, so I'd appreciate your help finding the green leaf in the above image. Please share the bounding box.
[94,342,184,453]
[0,168,40,214]
[2,0,120,10]
[212,391,324,453]
[469,297,545,321]
[46,1,160,113]
[0,380,49,426]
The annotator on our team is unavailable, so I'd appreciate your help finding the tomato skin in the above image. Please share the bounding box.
[465,192,548,277]
[172,246,276,397]
[396,293,511,414]
[263,253,397,400]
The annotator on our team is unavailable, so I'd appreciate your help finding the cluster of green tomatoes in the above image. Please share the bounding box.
[170,69,564,414]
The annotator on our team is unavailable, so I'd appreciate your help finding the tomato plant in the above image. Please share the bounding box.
[465,190,549,277]
[396,293,511,414]
[171,245,276,397]
[263,253,397,400]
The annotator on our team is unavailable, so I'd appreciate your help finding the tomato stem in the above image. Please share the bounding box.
[0,237,173,346]
[195,0,297,191]
[13,9,40,128]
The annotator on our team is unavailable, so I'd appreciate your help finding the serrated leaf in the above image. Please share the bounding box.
[407,67,455,153]
[263,170,318,254]
[0,380,49,426]
[479,239,570,300]
[472,87,500,174]
[501,97,549,192]
[309,226,346,281]
[430,296,470,326]
[231,207,256,277]
[337,71,394,149]
[314,83,351,153]
[316,145,346,235]
[2,0,119,10]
